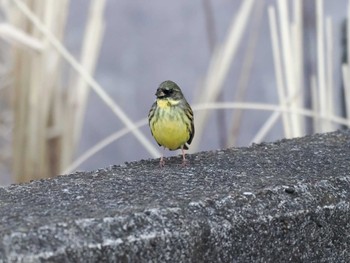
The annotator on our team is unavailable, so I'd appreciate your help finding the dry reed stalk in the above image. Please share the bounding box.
[202,0,216,52]
[346,0,350,124]
[277,0,303,137]
[276,0,295,134]
[193,102,348,126]
[292,0,305,134]
[341,64,350,126]
[316,0,328,132]
[0,23,44,50]
[12,0,160,162]
[190,0,255,152]
[254,1,307,144]
[325,17,335,130]
[7,0,107,181]
[268,6,292,138]
[43,0,69,176]
[61,0,106,171]
[223,0,342,145]
[250,111,280,144]
[64,119,148,174]
[227,0,265,147]
[251,87,305,144]
[9,0,70,181]
[202,0,227,148]
[310,75,320,131]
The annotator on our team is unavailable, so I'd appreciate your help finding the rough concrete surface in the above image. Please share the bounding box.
[1,131,350,262]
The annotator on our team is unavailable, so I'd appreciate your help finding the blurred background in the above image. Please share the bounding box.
[0,0,349,185]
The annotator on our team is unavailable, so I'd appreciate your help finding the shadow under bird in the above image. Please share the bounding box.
[148,80,195,166]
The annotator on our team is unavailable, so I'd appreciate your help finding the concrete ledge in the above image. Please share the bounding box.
[1,131,350,262]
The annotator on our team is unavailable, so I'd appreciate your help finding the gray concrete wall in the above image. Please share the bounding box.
[1,131,350,262]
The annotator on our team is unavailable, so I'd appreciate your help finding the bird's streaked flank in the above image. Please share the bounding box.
[148,80,195,166]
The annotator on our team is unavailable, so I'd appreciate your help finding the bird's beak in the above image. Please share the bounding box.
[156,89,165,98]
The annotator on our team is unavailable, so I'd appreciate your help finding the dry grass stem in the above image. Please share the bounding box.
[64,119,148,174]
[268,6,292,138]
[316,0,328,132]
[191,0,255,152]
[0,23,43,50]
[310,75,320,131]
[341,64,350,126]
[61,0,106,171]
[228,0,265,146]
[277,0,301,137]
[193,102,348,126]
[325,17,335,130]
[12,0,160,162]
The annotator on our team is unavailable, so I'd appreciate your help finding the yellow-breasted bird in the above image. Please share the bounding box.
[148,80,195,167]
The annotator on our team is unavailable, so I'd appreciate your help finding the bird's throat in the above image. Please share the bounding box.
[157,98,180,108]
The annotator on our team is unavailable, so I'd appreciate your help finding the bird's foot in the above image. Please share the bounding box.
[159,158,165,168]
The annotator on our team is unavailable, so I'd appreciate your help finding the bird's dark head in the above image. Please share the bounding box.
[156,80,184,100]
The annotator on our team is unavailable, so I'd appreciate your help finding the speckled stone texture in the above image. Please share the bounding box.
[1,131,350,262]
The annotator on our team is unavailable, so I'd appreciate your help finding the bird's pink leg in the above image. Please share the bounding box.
[181,147,188,167]
[159,155,165,167]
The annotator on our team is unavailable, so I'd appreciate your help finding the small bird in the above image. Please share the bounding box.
[148,80,195,167]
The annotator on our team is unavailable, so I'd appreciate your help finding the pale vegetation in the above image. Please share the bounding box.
[0,0,348,183]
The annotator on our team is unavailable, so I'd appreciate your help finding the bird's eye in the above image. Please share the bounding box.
[163,88,172,95]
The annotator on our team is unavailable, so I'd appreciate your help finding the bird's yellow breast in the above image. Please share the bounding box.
[151,99,189,150]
